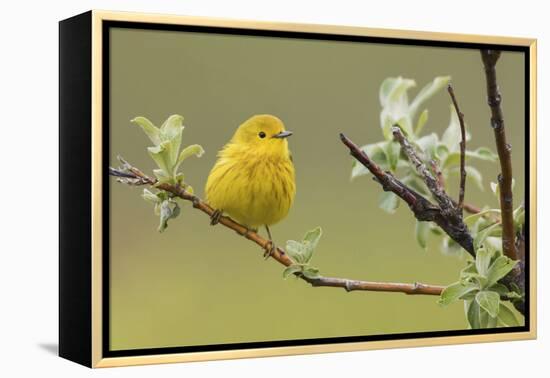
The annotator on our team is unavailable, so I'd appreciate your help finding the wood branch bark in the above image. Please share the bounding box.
[447,84,467,213]
[480,50,517,261]
[339,133,474,257]
[430,159,445,191]
[109,158,444,297]
[392,126,455,212]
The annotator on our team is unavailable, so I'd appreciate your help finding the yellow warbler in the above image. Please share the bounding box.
[205,114,296,256]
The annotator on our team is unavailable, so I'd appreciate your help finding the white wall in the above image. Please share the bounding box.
[1,0,546,376]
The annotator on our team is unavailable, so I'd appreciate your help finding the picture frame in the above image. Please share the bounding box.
[59,10,537,368]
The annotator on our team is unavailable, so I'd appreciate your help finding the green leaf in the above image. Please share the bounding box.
[415,221,430,250]
[482,309,498,328]
[474,223,502,250]
[379,77,416,139]
[497,304,520,327]
[158,200,180,233]
[474,222,502,251]
[441,236,462,256]
[379,192,400,214]
[467,147,498,162]
[285,227,323,265]
[351,142,388,179]
[142,189,160,204]
[379,76,416,107]
[385,141,401,171]
[153,169,171,184]
[447,165,484,191]
[475,247,493,277]
[488,283,509,296]
[436,144,449,162]
[476,291,500,318]
[282,265,302,279]
[415,133,438,160]
[394,117,414,138]
[409,76,451,119]
[459,262,489,290]
[415,109,429,135]
[465,300,481,329]
[285,240,306,264]
[466,300,496,329]
[464,209,501,227]
[461,272,488,290]
[442,105,462,152]
[490,181,499,197]
[465,166,484,191]
[514,205,525,229]
[302,267,321,279]
[174,144,205,173]
[402,175,430,196]
[486,256,518,287]
[132,116,161,145]
[160,115,185,163]
[160,114,184,139]
[303,227,322,252]
[442,152,461,169]
[438,282,478,306]
[148,141,174,176]
[301,227,322,264]
[444,148,497,169]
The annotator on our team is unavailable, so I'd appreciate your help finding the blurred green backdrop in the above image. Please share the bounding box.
[108,27,525,351]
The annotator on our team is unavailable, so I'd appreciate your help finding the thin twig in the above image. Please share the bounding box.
[339,133,474,257]
[447,84,467,213]
[109,159,444,296]
[480,50,517,261]
[463,203,481,214]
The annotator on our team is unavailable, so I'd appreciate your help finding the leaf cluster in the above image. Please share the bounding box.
[133,115,204,232]
[351,76,498,255]
[438,238,521,328]
[282,227,323,279]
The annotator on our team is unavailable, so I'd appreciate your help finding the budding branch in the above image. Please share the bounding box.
[109,158,444,297]
[339,133,475,257]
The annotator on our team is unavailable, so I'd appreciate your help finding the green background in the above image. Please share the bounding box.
[108,27,525,350]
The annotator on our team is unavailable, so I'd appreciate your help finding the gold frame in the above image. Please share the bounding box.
[90,9,537,368]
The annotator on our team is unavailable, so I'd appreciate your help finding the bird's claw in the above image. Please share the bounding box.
[263,241,276,259]
[210,209,222,225]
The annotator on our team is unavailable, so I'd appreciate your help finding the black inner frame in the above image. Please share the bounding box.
[102,20,531,358]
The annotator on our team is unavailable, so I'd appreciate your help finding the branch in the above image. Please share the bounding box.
[392,126,455,212]
[480,50,517,261]
[340,133,474,257]
[109,158,444,297]
[430,159,445,191]
[463,203,481,214]
[447,84,467,212]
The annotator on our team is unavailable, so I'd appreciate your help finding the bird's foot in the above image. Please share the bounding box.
[263,241,276,260]
[210,209,222,225]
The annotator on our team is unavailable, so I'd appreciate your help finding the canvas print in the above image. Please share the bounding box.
[107,25,527,353]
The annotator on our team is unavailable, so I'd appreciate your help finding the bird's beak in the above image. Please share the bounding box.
[273,130,293,139]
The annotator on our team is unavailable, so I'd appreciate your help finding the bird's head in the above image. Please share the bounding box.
[231,114,293,157]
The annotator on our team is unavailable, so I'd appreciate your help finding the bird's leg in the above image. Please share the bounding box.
[210,209,222,225]
[263,225,276,259]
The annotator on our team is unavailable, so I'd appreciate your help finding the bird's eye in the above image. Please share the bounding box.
[258,131,266,139]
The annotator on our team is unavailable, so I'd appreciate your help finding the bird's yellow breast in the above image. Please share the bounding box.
[205,144,296,229]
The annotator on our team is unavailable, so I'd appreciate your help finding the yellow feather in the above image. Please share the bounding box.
[205,115,296,229]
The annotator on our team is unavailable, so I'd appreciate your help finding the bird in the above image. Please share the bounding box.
[205,114,296,258]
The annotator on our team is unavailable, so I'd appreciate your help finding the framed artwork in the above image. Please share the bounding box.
[59,10,537,368]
